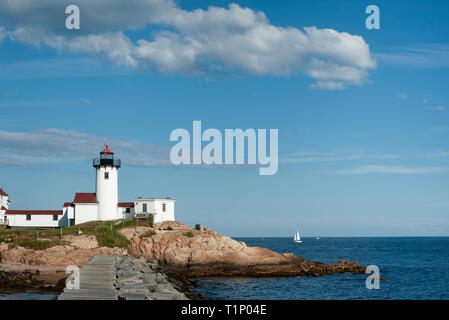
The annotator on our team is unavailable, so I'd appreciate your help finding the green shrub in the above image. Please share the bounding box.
[119,219,138,229]
[183,232,194,238]
[95,227,130,248]
[147,214,154,227]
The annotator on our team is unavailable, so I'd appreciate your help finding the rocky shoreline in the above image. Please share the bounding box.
[124,222,366,278]
[0,221,367,298]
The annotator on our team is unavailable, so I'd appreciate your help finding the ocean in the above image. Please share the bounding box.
[193,237,449,300]
[0,291,57,300]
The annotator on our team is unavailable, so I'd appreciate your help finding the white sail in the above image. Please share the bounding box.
[293,229,302,242]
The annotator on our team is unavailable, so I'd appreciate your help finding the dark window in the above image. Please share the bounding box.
[26,215,31,221]
[104,172,109,180]
[162,203,166,212]
[125,208,130,214]
[142,203,147,213]
[53,215,58,221]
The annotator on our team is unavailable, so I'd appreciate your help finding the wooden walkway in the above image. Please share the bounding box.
[57,255,119,300]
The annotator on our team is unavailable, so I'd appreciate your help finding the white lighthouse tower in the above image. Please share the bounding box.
[93,144,121,221]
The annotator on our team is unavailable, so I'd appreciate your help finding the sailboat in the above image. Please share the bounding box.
[293,229,302,243]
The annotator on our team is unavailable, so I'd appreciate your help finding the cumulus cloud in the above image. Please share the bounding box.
[0,0,376,89]
[335,165,449,175]
[0,128,170,167]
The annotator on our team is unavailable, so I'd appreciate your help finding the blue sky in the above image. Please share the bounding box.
[0,0,448,236]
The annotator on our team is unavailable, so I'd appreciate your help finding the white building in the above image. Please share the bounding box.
[0,188,10,225]
[134,198,175,223]
[3,210,65,228]
[1,145,176,227]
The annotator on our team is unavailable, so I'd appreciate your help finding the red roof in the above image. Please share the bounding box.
[118,202,134,208]
[0,188,8,196]
[1,206,7,211]
[5,210,63,215]
[63,202,73,207]
[73,193,98,204]
[100,145,114,154]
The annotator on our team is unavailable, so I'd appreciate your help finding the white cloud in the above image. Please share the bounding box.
[425,105,445,111]
[0,26,5,42]
[67,32,138,67]
[426,151,449,158]
[281,151,398,163]
[310,81,346,90]
[428,126,449,133]
[375,44,449,69]
[335,165,449,175]
[0,0,176,33]
[0,128,170,167]
[398,93,408,100]
[0,1,376,89]
[0,157,27,166]
[0,57,131,80]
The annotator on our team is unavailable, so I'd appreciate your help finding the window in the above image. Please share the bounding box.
[104,172,109,180]
[26,215,31,221]
[53,215,58,221]
[142,203,147,213]
[125,208,130,214]
[162,203,166,212]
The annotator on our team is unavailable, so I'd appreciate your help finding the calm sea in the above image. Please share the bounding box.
[0,291,57,300]
[193,237,449,300]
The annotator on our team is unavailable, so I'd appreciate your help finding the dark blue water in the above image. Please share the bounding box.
[0,292,57,300]
[194,237,449,300]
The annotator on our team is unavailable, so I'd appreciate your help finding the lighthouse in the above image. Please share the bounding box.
[1,142,176,227]
[93,145,121,221]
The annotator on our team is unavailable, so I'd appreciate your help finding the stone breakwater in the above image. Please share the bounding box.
[58,255,189,300]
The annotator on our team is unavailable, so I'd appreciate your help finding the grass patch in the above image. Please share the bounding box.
[183,232,194,238]
[95,227,130,248]
[16,238,64,250]
[0,218,153,250]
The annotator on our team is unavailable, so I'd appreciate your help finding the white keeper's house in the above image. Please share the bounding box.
[0,145,175,228]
